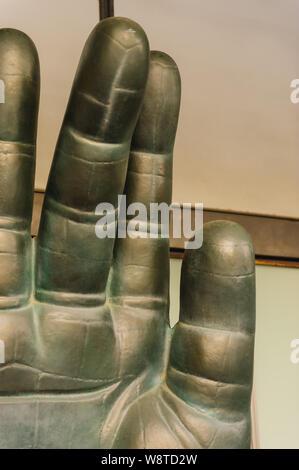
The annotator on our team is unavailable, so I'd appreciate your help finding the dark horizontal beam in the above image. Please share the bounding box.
[32,192,299,265]
[169,208,299,261]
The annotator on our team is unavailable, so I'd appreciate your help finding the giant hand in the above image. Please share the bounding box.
[0,17,255,449]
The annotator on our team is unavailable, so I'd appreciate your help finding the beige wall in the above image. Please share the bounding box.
[2,0,299,218]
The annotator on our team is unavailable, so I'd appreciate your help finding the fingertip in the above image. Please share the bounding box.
[0,28,40,145]
[186,220,255,277]
[132,49,181,154]
[0,28,39,81]
[203,220,253,248]
[150,49,178,64]
[65,17,150,143]
[97,16,149,51]
[180,221,255,332]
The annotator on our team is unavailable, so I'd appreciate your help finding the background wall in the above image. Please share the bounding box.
[1,0,299,217]
[170,259,299,449]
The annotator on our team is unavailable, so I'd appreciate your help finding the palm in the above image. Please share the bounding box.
[0,18,255,449]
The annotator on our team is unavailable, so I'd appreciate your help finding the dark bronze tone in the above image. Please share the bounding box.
[99,0,114,20]
[0,18,255,449]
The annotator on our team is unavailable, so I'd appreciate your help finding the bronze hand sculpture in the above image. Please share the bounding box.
[0,17,255,449]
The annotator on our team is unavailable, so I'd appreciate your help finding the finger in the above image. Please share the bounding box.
[35,18,149,306]
[166,221,255,447]
[0,29,39,307]
[108,51,181,314]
